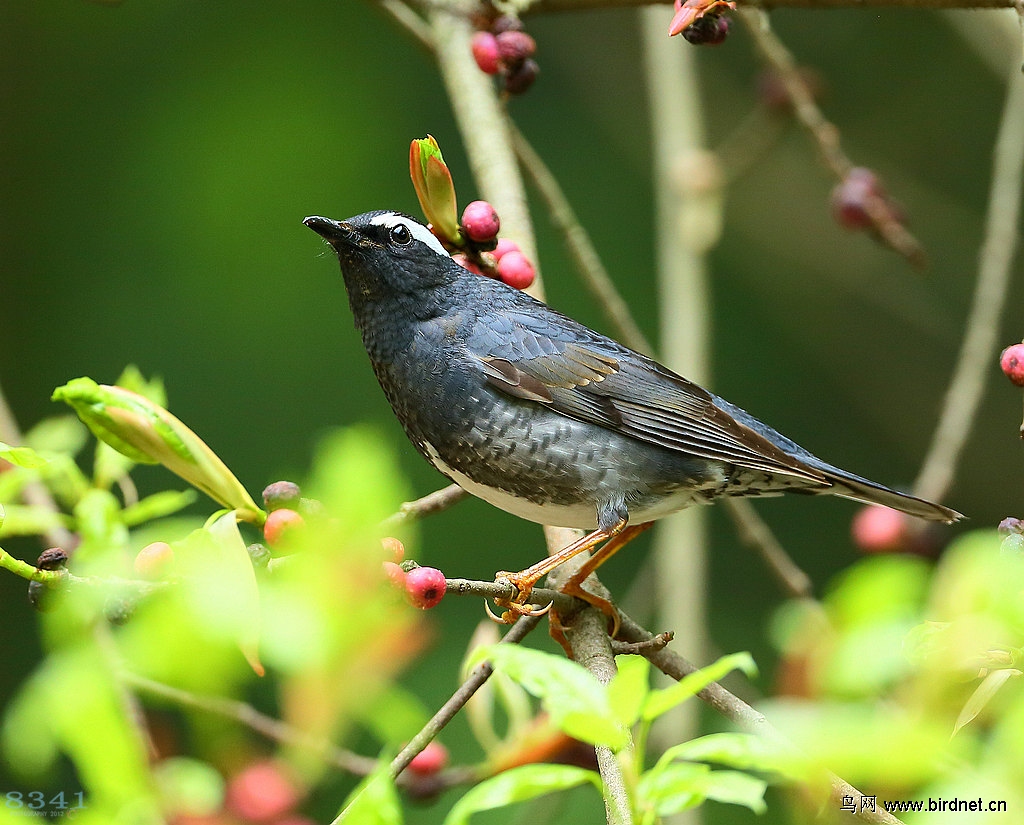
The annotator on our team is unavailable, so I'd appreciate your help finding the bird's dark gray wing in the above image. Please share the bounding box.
[465,304,830,486]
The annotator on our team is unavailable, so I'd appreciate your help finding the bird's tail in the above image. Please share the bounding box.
[823,471,962,524]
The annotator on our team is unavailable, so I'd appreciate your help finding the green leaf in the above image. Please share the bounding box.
[471,644,628,749]
[607,654,650,727]
[654,732,811,783]
[53,377,262,522]
[121,489,198,527]
[331,768,402,825]
[153,757,224,817]
[639,763,767,816]
[643,652,757,721]
[444,764,601,825]
[0,503,71,538]
[24,414,89,455]
[953,669,1020,736]
[0,441,49,469]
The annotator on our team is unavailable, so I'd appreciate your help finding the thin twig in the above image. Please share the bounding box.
[445,576,578,613]
[724,499,815,599]
[913,60,1024,504]
[388,613,542,777]
[737,7,927,267]
[125,671,381,773]
[377,0,435,50]
[616,612,907,825]
[381,483,469,528]
[510,125,654,355]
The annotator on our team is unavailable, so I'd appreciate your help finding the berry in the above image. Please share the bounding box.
[383,561,407,590]
[831,168,883,230]
[262,480,301,511]
[851,505,908,554]
[248,542,272,569]
[382,536,405,562]
[495,30,536,64]
[491,15,523,35]
[408,741,449,776]
[225,760,300,823]
[1000,343,1024,387]
[504,58,539,96]
[496,250,536,290]
[461,200,501,243]
[134,541,175,579]
[493,237,519,260]
[682,14,730,46]
[405,566,446,609]
[263,508,305,548]
[471,31,500,75]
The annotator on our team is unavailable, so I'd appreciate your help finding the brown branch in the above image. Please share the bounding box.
[615,611,907,825]
[381,483,469,528]
[388,613,543,777]
[737,7,927,267]
[724,498,815,599]
[913,60,1024,504]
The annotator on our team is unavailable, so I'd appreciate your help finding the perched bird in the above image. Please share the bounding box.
[304,210,961,614]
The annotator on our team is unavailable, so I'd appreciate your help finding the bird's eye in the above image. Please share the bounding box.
[388,223,413,246]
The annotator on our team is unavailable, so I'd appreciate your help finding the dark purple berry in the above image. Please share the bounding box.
[682,14,729,46]
[262,480,301,511]
[504,58,539,96]
[495,30,536,64]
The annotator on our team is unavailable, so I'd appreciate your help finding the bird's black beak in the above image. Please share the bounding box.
[303,215,360,247]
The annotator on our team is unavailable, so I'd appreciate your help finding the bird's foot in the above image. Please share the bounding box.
[487,571,553,624]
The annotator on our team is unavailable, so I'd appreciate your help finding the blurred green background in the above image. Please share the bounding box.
[1,1,1021,821]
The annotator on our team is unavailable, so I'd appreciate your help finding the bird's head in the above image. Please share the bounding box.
[304,211,460,318]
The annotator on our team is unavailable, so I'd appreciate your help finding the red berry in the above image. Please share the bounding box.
[1000,343,1024,387]
[383,561,407,590]
[851,505,908,554]
[134,541,174,579]
[495,30,536,64]
[471,31,500,75]
[493,238,519,260]
[263,508,305,548]
[831,168,883,230]
[496,250,535,290]
[405,566,446,609]
[262,480,301,511]
[225,760,300,822]
[408,741,449,776]
[381,536,405,562]
[461,200,501,243]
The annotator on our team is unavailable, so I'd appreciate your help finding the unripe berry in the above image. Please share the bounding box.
[408,741,449,776]
[263,508,305,548]
[262,480,301,511]
[461,200,501,243]
[997,517,1023,536]
[495,30,536,64]
[134,541,175,579]
[405,565,446,609]
[382,536,405,562]
[496,250,536,290]
[471,31,500,75]
[453,253,484,276]
[383,561,407,590]
[1000,343,1024,387]
[851,505,908,554]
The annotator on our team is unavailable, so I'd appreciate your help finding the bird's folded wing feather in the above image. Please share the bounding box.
[467,307,829,485]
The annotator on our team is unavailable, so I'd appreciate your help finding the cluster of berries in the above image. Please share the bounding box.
[470,14,538,96]
[452,200,536,290]
[381,536,447,609]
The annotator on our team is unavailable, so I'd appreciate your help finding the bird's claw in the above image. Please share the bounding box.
[486,573,552,623]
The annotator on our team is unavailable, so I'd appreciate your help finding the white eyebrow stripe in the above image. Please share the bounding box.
[369,212,451,258]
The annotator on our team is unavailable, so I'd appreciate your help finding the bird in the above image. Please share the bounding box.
[304,209,962,618]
